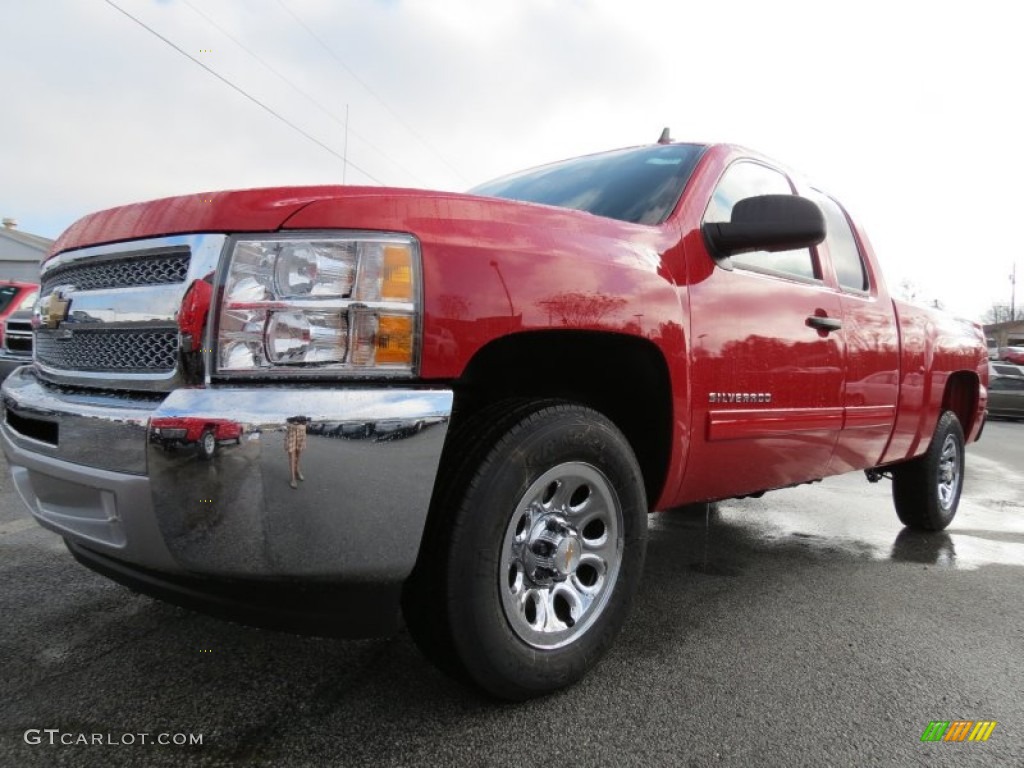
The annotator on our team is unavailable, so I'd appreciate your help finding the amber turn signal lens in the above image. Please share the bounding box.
[375,314,414,364]
[381,245,413,301]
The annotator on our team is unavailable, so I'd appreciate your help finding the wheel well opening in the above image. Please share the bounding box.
[451,330,674,506]
[942,372,979,437]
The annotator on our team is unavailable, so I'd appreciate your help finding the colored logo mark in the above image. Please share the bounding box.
[921,720,997,742]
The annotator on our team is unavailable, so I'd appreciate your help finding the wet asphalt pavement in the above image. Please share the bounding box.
[1,421,1021,767]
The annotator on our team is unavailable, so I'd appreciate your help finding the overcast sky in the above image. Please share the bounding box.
[1,0,1019,321]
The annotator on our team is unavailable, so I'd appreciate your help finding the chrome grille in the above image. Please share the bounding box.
[42,249,190,294]
[5,336,32,353]
[35,234,225,391]
[4,318,33,354]
[36,330,179,373]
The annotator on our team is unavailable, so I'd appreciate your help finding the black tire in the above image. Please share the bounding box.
[403,401,647,700]
[403,398,548,684]
[198,428,217,461]
[891,410,965,531]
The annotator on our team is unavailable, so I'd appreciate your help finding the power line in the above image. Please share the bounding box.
[273,0,469,184]
[102,0,384,184]
[179,0,427,186]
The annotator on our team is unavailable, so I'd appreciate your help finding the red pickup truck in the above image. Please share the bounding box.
[1,139,988,700]
[0,281,39,374]
[150,416,243,459]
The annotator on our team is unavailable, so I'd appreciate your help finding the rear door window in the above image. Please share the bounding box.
[812,192,869,292]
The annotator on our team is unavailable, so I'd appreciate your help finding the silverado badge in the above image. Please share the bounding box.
[708,392,772,404]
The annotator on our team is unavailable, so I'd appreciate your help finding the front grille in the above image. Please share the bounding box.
[42,249,191,294]
[32,234,222,391]
[36,329,179,373]
[4,316,33,354]
[36,382,168,403]
[6,336,32,353]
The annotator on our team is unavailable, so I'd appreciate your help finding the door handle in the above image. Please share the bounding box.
[806,315,842,332]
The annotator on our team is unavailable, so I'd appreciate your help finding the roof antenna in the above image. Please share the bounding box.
[657,127,672,144]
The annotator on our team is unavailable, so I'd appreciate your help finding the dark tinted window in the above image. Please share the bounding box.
[813,192,868,291]
[991,377,1024,391]
[704,162,818,281]
[470,144,706,225]
[0,287,21,313]
[991,364,1019,376]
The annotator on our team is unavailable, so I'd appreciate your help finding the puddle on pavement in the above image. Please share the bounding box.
[651,476,1024,573]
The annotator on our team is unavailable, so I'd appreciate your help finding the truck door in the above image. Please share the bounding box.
[679,161,844,501]
[811,191,899,474]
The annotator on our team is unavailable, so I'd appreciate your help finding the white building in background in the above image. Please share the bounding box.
[0,218,51,283]
[984,319,1024,349]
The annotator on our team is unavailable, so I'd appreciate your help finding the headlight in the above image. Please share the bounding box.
[216,233,419,375]
[274,242,356,298]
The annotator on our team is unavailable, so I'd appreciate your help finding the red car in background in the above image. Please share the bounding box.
[151,417,243,460]
[998,346,1024,365]
[0,281,38,346]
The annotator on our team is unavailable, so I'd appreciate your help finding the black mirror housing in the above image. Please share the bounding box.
[703,194,826,257]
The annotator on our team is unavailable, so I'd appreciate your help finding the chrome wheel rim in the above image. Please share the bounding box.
[499,462,623,650]
[202,431,216,455]
[937,434,961,510]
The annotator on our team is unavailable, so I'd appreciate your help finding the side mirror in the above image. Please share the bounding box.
[703,194,826,258]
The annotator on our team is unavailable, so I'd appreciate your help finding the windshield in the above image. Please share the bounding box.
[470,143,706,225]
[0,286,23,314]
[15,290,38,311]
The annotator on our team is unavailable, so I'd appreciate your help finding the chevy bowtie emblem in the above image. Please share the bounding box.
[41,290,73,330]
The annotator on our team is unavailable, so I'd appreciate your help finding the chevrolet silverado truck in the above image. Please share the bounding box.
[2,139,988,700]
[0,309,34,381]
[150,416,243,460]
[0,283,39,378]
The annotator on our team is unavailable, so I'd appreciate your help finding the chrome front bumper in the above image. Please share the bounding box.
[1,366,452,583]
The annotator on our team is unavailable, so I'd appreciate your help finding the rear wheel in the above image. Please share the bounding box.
[198,428,217,461]
[404,401,647,700]
[891,410,965,531]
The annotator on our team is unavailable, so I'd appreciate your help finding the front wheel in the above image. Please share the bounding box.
[891,410,965,531]
[406,402,648,700]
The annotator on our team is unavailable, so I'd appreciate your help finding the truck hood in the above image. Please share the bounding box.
[48,186,421,258]
[49,185,659,259]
